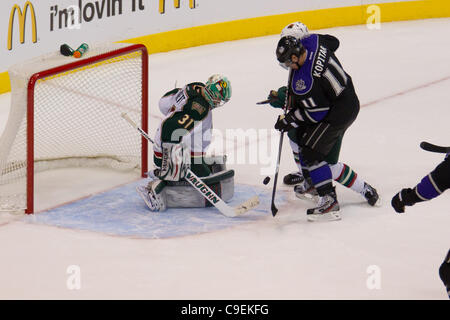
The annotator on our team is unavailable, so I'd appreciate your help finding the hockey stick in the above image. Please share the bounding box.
[420,141,450,154]
[256,99,271,105]
[271,69,293,217]
[270,130,284,217]
[121,112,259,217]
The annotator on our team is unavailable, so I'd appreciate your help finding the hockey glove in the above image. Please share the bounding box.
[267,90,279,103]
[266,86,287,109]
[274,112,299,132]
[391,188,421,213]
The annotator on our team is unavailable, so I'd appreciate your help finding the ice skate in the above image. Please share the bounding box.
[283,171,305,185]
[136,180,167,212]
[362,183,381,207]
[306,189,341,222]
[294,177,319,201]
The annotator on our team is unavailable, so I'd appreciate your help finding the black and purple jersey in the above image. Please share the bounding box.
[289,34,359,126]
[414,155,450,202]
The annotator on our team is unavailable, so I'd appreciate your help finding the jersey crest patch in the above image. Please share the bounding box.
[191,101,206,115]
[295,79,306,91]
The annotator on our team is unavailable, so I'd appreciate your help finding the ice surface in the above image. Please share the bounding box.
[24,181,275,239]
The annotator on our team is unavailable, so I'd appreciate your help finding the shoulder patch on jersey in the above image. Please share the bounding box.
[191,101,207,115]
[291,34,319,95]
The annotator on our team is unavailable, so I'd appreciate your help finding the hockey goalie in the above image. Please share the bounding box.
[136,74,233,212]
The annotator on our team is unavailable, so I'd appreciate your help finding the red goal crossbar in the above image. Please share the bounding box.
[24,44,148,213]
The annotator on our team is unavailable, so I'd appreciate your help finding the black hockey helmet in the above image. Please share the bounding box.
[276,36,304,67]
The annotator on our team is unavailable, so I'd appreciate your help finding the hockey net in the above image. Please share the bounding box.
[0,43,148,213]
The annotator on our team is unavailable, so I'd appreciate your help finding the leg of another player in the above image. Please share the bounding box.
[283,129,305,185]
[330,162,381,206]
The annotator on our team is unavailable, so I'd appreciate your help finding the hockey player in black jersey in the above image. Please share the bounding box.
[391,153,450,297]
[265,23,379,210]
[271,33,380,221]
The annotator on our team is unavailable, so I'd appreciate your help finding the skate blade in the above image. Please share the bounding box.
[295,192,319,202]
[307,211,341,222]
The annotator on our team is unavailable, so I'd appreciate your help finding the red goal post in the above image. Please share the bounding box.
[0,43,148,214]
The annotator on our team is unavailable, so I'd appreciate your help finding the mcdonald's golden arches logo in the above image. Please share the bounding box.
[159,0,196,14]
[7,1,38,50]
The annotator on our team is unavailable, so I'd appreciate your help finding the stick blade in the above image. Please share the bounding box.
[234,196,260,215]
[271,203,278,217]
[420,141,450,153]
[420,141,431,150]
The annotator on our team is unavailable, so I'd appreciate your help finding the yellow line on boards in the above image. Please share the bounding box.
[1,0,449,94]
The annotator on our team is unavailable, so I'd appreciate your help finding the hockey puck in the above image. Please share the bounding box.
[263,176,270,185]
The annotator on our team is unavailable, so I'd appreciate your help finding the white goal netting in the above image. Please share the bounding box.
[0,43,148,212]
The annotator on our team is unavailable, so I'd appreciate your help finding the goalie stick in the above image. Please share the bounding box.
[121,112,259,217]
[420,141,450,154]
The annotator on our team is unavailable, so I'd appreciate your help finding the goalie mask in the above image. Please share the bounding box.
[204,74,232,108]
[281,22,309,40]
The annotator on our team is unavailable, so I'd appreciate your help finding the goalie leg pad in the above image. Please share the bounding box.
[204,154,228,173]
[164,169,235,208]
